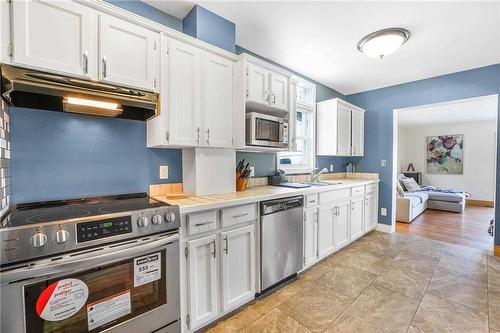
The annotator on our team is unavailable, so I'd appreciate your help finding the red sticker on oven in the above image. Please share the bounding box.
[36,278,89,321]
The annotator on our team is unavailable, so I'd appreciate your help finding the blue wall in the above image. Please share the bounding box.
[182,5,236,53]
[11,108,181,203]
[347,64,500,244]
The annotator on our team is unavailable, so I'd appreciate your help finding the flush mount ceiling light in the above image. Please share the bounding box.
[357,28,410,59]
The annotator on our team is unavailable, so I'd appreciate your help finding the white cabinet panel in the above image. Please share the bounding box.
[337,103,352,156]
[246,63,269,106]
[334,200,350,250]
[317,204,335,259]
[12,0,96,77]
[202,53,234,148]
[187,234,218,330]
[304,208,318,268]
[365,193,378,232]
[220,225,255,312]
[100,14,159,90]
[166,38,201,146]
[350,197,365,241]
[316,100,338,156]
[270,72,288,110]
[352,109,364,156]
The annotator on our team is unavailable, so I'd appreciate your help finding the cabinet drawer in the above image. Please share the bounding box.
[305,194,318,208]
[221,203,257,228]
[351,186,365,196]
[187,210,217,236]
[365,183,377,194]
[319,189,350,204]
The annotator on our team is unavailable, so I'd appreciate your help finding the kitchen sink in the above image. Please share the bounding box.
[302,181,343,186]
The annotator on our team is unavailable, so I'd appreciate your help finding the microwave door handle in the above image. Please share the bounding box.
[279,122,284,142]
[0,234,179,285]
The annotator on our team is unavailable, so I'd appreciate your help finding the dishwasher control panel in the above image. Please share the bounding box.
[260,196,303,215]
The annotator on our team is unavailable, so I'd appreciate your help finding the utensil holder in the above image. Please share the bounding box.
[236,177,249,191]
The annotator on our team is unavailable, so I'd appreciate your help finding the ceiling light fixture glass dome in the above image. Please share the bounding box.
[357,28,410,59]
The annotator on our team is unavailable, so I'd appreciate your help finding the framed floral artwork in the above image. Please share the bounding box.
[426,134,464,174]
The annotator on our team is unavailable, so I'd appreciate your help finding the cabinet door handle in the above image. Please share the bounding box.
[194,221,213,227]
[272,94,276,104]
[264,90,269,101]
[206,128,210,145]
[102,56,107,78]
[211,239,216,258]
[196,127,200,144]
[223,236,228,254]
[232,213,249,219]
[83,51,88,74]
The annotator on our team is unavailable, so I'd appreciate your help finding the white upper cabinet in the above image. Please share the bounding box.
[246,63,270,106]
[201,53,234,148]
[99,14,159,91]
[270,72,289,110]
[11,0,96,77]
[317,98,365,156]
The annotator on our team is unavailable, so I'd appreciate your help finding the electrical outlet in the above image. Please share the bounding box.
[381,208,387,216]
[330,164,334,172]
[159,165,169,179]
[249,166,255,177]
[381,159,387,167]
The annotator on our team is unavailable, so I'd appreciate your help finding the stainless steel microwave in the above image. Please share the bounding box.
[246,112,289,148]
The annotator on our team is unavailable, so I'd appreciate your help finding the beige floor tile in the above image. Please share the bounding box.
[324,319,384,333]
[240,308,311,333]
[427,270,488,313]
[298,261,332,282]
[207,309,257,333]
[490,291,500,331]
[407,326,426,333]
[436,253,488,284]
[403,241,446,259]
[488,255,500,274]
[330,250,393,275]
[278,283,354,332]
[374,262,433,300]
[329,284,420,333]
[317,264,377,299]
[392,250,441,275]
[443,244,487,264]
[350,239,405,258]
[411,294,488,333]
[246,292,290,318]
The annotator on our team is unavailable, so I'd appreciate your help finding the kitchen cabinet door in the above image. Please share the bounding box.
[317,204,335,259]
[186,234,218,330]
[99,14,159,90]
[303,208,318,268]
[337,103,352,156]
[220,225,255,312]
[316,99,338,156]
[364,193,378,232]
[246,63,270,106]
[350,197,365,241]
[270,72,289,111]
[334,200,350,250]
[166,38,201,146]
[11,0,96,77]
[201,52,234,148]
[351,109,364,156]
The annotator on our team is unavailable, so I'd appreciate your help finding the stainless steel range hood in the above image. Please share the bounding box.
[1,65,159,121]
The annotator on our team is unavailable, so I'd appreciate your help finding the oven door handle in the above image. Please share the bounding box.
[1,233,179,285]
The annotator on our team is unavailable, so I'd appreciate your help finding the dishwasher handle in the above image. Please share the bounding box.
[260,196,304,216]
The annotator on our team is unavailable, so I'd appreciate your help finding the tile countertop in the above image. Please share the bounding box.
[153,178,379,214]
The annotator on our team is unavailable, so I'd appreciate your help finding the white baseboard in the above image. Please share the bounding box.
[376,223,393,233]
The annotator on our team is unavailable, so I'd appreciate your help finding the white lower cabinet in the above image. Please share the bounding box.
[186,223,255,330]
[220,225,255,312]
[186,234,218,329]
[303,207,318,268]
[365,193,378,231]
[317,203,335,259]
[350,197,365,241]
[333,200,350,250]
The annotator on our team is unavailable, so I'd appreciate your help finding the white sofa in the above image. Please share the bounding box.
[396,192,429,223]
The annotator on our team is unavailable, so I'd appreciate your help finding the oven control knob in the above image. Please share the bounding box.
[165,211,176,223]
[152,214,163,225]
[30,232,48,248]
[137,216,149,228]
[55,229,69,244]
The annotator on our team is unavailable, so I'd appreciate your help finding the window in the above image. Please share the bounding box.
[278,79,316,174]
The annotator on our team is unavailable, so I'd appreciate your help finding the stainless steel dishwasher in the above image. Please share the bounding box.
[260,195,304,291]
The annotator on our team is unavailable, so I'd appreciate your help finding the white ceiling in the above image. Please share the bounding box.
[397,95,498,128]
[143,1,500,95]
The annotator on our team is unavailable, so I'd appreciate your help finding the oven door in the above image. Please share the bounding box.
[0,233,179,333]
[246,113,288,148]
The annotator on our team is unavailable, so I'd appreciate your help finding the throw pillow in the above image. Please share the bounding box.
[401,177,421,192]
[396,182,405,197]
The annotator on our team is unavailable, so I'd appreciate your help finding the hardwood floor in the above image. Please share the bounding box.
[396,206,495,251]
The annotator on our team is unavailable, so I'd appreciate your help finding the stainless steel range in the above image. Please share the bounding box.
[0,193,181,333]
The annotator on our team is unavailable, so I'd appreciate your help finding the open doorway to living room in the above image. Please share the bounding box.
[393,94,498,251]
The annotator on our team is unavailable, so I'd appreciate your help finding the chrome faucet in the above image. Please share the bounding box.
[311,167,328,182]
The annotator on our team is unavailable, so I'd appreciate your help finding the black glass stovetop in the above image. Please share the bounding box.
[2,193,169,228]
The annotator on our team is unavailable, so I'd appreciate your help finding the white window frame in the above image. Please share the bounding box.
[278,77,316,174]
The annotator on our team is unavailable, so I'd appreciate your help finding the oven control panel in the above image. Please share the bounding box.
[76,216,132,243]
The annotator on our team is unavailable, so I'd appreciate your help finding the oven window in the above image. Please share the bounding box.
[255,117,280,142]
[24,250,166,333]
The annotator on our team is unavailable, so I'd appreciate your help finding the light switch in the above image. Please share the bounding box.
[381,159,387,167]
[249,166,255,177]
[160,165,169,179]
[381,208,387,216]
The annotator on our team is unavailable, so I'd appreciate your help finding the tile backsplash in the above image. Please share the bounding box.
[0,100,11,217]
